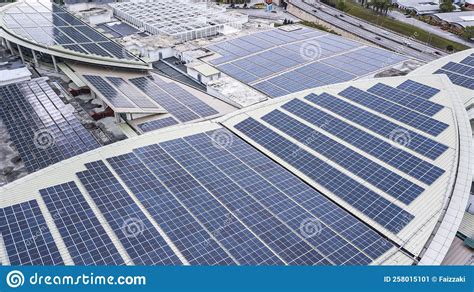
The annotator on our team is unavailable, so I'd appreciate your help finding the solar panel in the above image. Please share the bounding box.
[338,86,449,136]
[0,79,99,172]
[76,26,108,42]
[262,110,425,204]
[1,1,143,63]
[82,75,135,108]
[396,80,440,99]
[460,55,474,67]
[129,77,200,122]
[107,153,237,265]
[134,144,324,265]
[234,118,414,233]
[81,43,113,58]
[151,81,219,118]
[201,130,393,260]
[77,161,182,265]
[206,28,406,98]
[287,97,445,184]
[367,83,443,116]
[435,69,474,90]
[59,26,91,43]
[137,117,179,132]
[182,132,380,264]
[105,77,158,109]
[0,200,64,265]
[40,181,125,265]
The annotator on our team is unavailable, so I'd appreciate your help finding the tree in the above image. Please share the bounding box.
[463,26,474,40]
[336,0,347,11]
[440,0,454,12]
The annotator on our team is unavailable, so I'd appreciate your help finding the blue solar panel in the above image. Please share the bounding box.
[161,140,333,265]
[150,80,219,118]
[286,97,445,185]
[107,153,237,265]
[129,77,200,122]
[106,77,158,109]
[460,55,474,67]
[262,110,425,204]
[77,161,182,265]
[0,79,99,172]
[304,93,448,162]
[83,75,135,108]
[40,181,125,265]
[435,69,474,90]
[182,132,378,264]
[442,62,474,77]
[134,144,319,265]
[0,200,64,265]
[396,80,440,99]
[338,86,449,136]
[137,117,179,133]
[200,130,393,260]
[367,83,443,116]
[234,118,414,233]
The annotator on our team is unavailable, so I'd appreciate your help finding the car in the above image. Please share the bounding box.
[375,36,382,41]
[340,14,344,17]
[434,51,442,55]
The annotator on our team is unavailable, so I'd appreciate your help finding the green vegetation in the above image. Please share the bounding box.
[332,0,469,52]
[439,0,455,12]
[300,20,341,36]
[463,26,474,41]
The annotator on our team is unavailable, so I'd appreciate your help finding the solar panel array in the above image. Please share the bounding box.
[0,130,397,265]
[0,200,64,265]
[0,79,99,172]
[129,75,219,123]
[206,27,407,98]
[137,117,179,133]
[231,81,449,233]
[2,1,139,61]
[434,53,474,90]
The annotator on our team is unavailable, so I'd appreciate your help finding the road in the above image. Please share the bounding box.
[289,0,447,62]
[388,10,473,48]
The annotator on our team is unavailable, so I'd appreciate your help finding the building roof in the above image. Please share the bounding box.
[433,11,474,28]
[0,74,471,266]
[0,0,149,69]
[201,26,409,98]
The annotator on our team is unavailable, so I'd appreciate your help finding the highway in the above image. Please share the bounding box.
[289,0,448,62]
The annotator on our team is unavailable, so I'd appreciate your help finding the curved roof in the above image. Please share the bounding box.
[0,0,149,70]
[0,74,470,266]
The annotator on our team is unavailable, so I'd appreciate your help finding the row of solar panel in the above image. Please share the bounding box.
[0,79,99,173]
[234,118,414,233]
[129,75,219,122]
[250,48,407,98]
[215,34,364,83]
[435,55,474,90]
[3,2,139,61]
[0,131,394,265]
